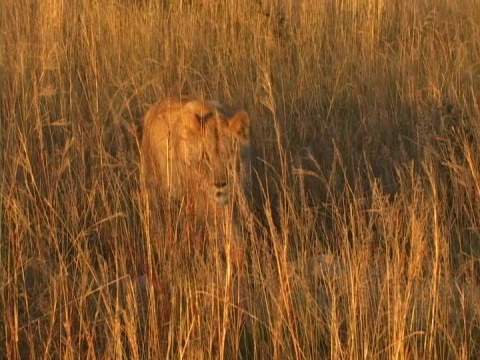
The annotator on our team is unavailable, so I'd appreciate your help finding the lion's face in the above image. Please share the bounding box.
[141,98,251,213]
[179,101,250,207]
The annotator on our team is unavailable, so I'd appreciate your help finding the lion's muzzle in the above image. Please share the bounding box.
[214,181,229,206]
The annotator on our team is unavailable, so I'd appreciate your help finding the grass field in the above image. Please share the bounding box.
[2,0,480,358]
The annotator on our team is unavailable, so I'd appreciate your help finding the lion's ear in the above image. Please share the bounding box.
[228,111,250,143]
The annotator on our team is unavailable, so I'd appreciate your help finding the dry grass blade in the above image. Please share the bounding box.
[2,0,480,359]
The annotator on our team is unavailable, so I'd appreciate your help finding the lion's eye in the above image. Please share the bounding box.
[194,112,214,126]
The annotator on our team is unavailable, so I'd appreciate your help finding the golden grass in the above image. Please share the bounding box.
[2,0,480,358]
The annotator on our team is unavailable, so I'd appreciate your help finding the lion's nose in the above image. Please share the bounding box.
[214,181,227,189]
[214,181,229,205]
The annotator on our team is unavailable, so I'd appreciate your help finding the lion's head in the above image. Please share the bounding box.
[141,98,251,215]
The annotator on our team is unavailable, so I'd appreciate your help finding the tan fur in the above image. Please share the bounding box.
[140,97,251,221]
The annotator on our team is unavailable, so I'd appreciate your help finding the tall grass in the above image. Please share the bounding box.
[2,0,480,358]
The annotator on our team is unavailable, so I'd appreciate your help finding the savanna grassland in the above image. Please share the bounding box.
[2,0,480,359]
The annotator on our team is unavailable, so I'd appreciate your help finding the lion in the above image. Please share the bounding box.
[140,97,251,232]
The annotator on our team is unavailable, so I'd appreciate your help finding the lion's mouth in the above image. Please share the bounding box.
[215,190,229,206]
[213,180,229,206]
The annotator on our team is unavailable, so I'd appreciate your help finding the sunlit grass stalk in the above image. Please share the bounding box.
[2,0,480,358]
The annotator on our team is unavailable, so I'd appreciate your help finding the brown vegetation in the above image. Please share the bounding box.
[2,0,480,359]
